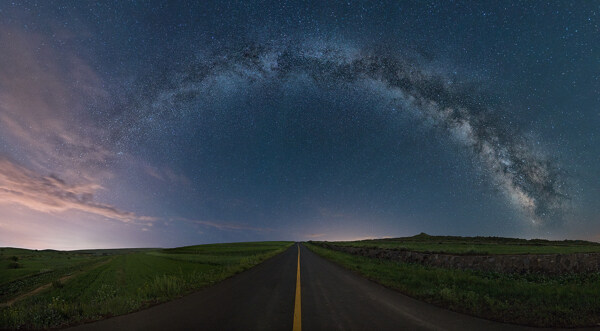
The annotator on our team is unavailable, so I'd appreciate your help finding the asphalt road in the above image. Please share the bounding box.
[68,244,596,331]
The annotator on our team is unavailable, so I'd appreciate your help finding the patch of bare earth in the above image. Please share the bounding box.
[0,258,114,307]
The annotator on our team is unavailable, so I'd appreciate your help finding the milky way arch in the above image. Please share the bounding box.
[115,41,569,226]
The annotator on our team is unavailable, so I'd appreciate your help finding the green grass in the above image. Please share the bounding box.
[305,242,600,327]
[0,241,292,329]
[327,233,600,255]
[0,248,106,285]
[0,249,112,304]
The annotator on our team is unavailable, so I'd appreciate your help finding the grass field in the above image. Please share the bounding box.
[328,233,600,255]
[305,242,600,327]
[0,241,292,329]
[0,247,156,303]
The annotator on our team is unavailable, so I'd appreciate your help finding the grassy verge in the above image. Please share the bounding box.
[0,242,292,329]
[305,242,600,327]
[328,233,600,255]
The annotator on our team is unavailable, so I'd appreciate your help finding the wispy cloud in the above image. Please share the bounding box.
[0,24,154,226]
[143,165,191,186]
[305,233,326,238]
[174,217,272,232]
[0,25,111,179]
[0,158,155,223]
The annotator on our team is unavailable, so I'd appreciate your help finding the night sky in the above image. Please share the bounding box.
[1,1,598,249]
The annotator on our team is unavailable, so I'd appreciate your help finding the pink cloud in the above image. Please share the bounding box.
[0,24,155,227]
[0,158,155,223]
[0,24,111,179]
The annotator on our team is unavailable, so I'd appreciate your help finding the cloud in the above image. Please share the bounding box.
[0,158,155,223]
[0,24,111,180]
[0,24,157,226]
[144,165,165,181]
[305,233,326,238]
[144,165,191,186]
[175,217,272,232]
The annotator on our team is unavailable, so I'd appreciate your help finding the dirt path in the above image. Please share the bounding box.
[0,257,114,307]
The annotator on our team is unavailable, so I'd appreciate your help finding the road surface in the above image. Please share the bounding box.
[68,244,594,331]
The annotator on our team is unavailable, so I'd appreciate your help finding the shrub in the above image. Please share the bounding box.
[8,262,20,269]
[52,279,64,289]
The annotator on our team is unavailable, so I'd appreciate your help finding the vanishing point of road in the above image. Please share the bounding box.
[68,244,598,331]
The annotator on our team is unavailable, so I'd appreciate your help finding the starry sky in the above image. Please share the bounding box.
[0,1,598,249]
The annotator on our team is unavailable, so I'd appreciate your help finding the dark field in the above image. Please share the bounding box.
[3,236,599,329]
[328,233,600,255]
[0,242,292,329]
[305,240,600,327]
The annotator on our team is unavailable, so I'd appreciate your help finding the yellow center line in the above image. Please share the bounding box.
[293,243,302,331]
